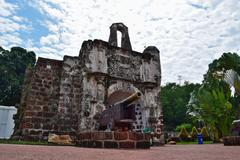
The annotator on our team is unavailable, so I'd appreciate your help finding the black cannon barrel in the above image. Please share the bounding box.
[120,91,141,106]
[96,91,142,130]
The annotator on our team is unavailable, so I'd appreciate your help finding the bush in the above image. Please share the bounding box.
[191,127,199,140]
[211,127,220,142]
[201,127,210,141]
[178,127,191,141]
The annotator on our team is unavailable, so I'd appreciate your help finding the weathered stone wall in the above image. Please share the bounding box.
[78,39,163,134]
[13,67,33,136]
[57,56,81,135]
[13,58,62,140]
[77,42,107,130]
[13,23,163,143]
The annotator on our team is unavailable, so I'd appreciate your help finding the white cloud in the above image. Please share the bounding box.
[40,34,59,45]
[0,33,22,46]
[0,0,18,17]
[0,0,30,49]
[1,0,240,84]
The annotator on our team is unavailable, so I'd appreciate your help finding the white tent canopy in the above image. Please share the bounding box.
[0,106,17,139]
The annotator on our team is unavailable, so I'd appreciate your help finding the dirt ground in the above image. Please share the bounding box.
[0,143,239,160]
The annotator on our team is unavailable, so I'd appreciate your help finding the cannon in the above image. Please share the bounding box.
[95,91,141,130]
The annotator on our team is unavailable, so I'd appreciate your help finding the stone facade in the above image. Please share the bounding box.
[12,23,163,142]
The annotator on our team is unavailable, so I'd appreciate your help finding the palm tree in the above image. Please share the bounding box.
[224,69,240,132]
[224,69,240,96]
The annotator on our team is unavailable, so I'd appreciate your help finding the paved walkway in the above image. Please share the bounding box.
[0,144,239,160]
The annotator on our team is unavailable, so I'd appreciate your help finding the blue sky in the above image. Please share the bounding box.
[0,0,240,84]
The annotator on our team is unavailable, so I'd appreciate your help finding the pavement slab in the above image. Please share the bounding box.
[0,144,239,160]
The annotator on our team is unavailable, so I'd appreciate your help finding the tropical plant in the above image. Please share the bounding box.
[188,84,237,137]
[224,69,240,96]
[209,126,220,142]
[188,52,240,139]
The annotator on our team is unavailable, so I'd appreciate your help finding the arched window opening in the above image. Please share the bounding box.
[117,31,122,48]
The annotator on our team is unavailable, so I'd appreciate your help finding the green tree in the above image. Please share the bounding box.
[0,46,36,106]
[161,82,200,131]
[203,52,240,90]
[188,52,240,138]
[188,83,237,137]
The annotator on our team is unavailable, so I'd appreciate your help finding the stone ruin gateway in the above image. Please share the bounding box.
[13,23,163,148]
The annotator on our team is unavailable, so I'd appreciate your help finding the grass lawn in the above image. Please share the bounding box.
[1,139,215,146]
[0,139,49,145]
[176,141,213,145]
[0,139,74,146]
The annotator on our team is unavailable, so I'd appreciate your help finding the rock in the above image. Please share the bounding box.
[168,141,176,145]
[168,136,180,142]
[152,137,161,146]
[48,134,73,145]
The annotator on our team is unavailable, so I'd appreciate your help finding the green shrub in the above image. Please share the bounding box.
[175,123,192,132]
[201,127,210,141]
[178,127,190,141]
[191,127,199,140]
[211,127,220,142]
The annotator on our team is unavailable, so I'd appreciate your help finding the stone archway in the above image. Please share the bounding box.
[105,82,145,131]
[106,82,140,105]
[106,90,133,106]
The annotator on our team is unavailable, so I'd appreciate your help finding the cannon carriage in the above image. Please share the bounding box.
[95,91,142,131]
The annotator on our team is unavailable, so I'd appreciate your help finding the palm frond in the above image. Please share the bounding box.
[224,69,240,96]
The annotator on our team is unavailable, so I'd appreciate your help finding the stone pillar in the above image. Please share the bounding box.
[142,46,164,145]
[57,56,80,136]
